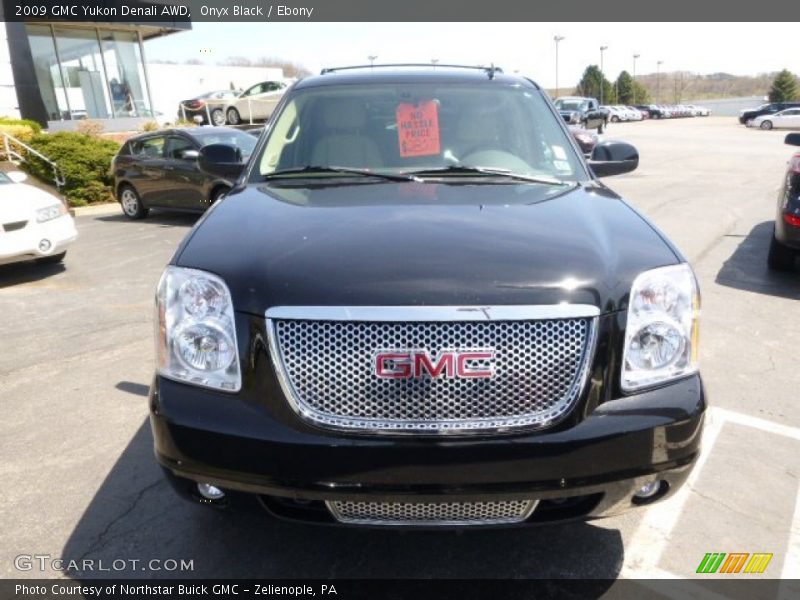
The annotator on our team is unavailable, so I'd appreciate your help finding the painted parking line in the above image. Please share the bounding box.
[622,406,800,582]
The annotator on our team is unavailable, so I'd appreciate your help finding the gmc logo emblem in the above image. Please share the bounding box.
[375,349,495,379]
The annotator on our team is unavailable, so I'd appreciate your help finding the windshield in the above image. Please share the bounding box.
[255,82,585,182]
[194,130,258,159]
[0,172,11,184]
[554,99,586,112]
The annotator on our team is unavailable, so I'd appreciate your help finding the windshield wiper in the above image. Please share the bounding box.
[404,165,570,186]
[261,165,420,182]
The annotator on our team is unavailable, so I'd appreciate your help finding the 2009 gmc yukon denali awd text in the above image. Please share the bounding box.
[149,65,705,528]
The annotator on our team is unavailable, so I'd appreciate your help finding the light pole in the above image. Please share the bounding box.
[431,58,439,67]
[368,55,377,67]
[633,54,640,104]
[657,60,663,103]
[599,45,608,105]
[553,35,564,98]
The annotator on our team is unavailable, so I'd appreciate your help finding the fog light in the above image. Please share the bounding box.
[39,239,51,252]
[634,481,661,499]
[197,482,225,500]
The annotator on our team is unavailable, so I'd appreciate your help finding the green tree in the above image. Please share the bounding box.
[614,71,634,104]
[768,69,799,102]
[575,65,615,104]
[631,80,651,104]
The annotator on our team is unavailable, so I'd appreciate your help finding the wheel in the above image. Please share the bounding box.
[211,108,226,126]
[37,251,66,265]
[226,108,241,125]
[767,231,797,271]
[760,120,773,130]
[611,115,619,123]
[119,185,148,220]
[210,186,229,204]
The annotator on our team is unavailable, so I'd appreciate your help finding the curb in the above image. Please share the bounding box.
[68,203,121,217]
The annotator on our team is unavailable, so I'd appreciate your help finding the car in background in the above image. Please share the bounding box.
[739,102,800,125]
[748,108,800,131]
[686,104,710,117]
[223,81,289,125]
[0,171,77,266]
[624,106,645,120]
[603,105,637,122]
[567,124,598,156]
[112,127,258,220]
[768,132,800,271]
[638,105,663,119]
[177,90,240,126]
[553,96,606,133]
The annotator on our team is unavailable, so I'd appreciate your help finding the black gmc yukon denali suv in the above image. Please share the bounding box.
[151,65,705,528]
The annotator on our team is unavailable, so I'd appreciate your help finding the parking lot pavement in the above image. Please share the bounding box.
[0,118,798,585]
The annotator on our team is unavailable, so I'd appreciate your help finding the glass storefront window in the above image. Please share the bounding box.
[23,25,153,121]
[52,27,111,119]
[99,30,151,118]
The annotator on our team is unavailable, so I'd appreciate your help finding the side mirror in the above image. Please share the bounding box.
[785,133,800,147]
[198,144,245,180]
[7,171,28,183]
[588,140,639,177]
[181,149,200,160]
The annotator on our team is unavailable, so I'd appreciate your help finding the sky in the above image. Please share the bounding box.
[145,22,798,89]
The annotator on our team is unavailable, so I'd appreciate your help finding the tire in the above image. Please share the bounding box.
[226,108,241,125]
[119,185,148,220]
[767,232,797,271]
[210,186,229,204]
[760,120,773,130]
[211,108,226,126]
[37,251,66,265]
[610,116,619,123]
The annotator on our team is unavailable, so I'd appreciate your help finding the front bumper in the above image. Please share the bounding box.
[151,373,706,526]
[0,215,77,266]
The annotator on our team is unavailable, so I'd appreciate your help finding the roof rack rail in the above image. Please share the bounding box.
[320,63,504,78]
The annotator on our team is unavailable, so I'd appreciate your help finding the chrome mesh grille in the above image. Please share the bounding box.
[269,313,595,433]
[327,500,537,526]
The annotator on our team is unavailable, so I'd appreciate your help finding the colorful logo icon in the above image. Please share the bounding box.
[696,552,773,574]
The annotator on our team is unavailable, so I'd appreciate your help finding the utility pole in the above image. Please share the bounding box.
[368,55,377,67]
[599,45,608,105]
[633,54,640,104]
[554,35,564,98]
[657,60,663,103]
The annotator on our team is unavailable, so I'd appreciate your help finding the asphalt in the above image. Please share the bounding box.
[0,118,798,587]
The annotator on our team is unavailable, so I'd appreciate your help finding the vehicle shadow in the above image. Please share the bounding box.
[0,260,66,288]
[715,221,800,299]
[95,212,200,228]
[60,419,624,583]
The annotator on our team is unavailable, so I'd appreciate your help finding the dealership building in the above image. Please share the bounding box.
[1,7,187,128]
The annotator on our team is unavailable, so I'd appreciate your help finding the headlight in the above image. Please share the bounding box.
[155,266,241,391]
[621,263,700,391]
[36,204,66,223]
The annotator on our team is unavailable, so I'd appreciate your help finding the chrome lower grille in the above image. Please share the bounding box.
[266,305,597,434]
[326,499,538,526]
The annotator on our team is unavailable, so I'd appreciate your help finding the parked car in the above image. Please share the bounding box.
[739,102,800,125]
[639,105,664,119]
[768,132,800,270]
[150,64,705,528]
[568,124,598,156]
[554,96,606,133]
[602,105,628,122]
[685,104,710,117]
[0,171,77,266]
[111,127,257,219]
[748,108,800,131]
[223,81,288,125]
[624,106,644,121]
[177,90,240,125]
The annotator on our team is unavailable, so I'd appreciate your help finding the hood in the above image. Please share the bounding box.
[175,181,680,316]
[0,183,63,223]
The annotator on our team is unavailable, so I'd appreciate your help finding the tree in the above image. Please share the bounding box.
[632,80,651,104]
[575,65,615,104]
[768,69,799,102]
[614,71,634,104]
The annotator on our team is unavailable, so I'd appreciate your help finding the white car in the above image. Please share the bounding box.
[623,106,644,121]
[223,81,288,125]
[602,105,627,122]
[686,104,711,117]
[749,108,800,130]
[0,171,77,266]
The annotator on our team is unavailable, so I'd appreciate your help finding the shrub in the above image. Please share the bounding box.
[75,119,105,137]
[139,120,159,132]
[23,132,120,206]
[0,116,42,134]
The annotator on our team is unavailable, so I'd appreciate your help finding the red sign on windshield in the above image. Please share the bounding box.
[396,100,441,158]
